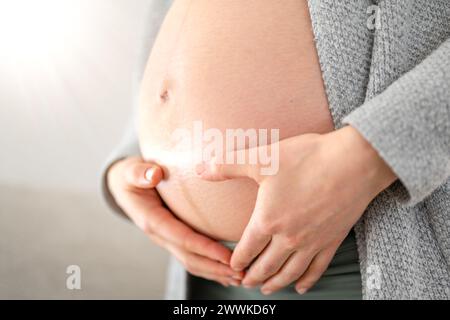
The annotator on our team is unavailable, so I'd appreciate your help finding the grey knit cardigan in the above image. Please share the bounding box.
[101,0,450,299]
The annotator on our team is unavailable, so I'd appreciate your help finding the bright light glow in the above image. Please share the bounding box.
[0,1,146,191]
[0,0,84,65]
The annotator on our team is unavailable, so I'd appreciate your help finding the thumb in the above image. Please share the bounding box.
[125,161,164,189]
[195,149,263,183]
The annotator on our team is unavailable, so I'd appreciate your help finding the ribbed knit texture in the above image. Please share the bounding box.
[308,0,450,299]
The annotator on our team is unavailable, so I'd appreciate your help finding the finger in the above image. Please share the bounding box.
[170,248,237,287]
[125,162,163,188]
[182,248,244,279]
[195,148,263,182]
[149,234,241,287]
[197,274,240,287]
[230,191,273,271]
[294,246,337,295]
[125,192,234,266]
[167,242,244,281]
[137,205,234,266]
[230,219,271,272]
[210,276,240,288]
[148,233,241,288]
[241,238,294,287]
[195,272,242,287]
[259,250,314,295]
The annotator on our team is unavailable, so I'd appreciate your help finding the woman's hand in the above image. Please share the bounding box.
[196,126,396,294]
[107,157,243,287]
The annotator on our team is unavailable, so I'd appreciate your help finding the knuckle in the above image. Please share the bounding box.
[241,249,256,262]
[308,261,324,274]
[259,263,277,276]
[231,260,247,271]
[283,271,301,282]
[283,235,301,250]
[256,218,278,235]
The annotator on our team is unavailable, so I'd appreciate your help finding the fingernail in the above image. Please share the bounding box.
[296,287,308,295]
[261,288,272,295]
[144,167,155,181]
[229,279,240,287]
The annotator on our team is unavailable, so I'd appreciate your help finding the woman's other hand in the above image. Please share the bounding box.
[197,126,396,294]
[107,156,243,287]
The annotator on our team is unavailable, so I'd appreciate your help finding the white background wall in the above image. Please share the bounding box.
[0,0,147,192]
[0,0,169,299]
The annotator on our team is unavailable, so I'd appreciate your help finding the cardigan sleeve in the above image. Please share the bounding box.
[100,124,140,218]
[343,38,450,205]
[100,0,172,218]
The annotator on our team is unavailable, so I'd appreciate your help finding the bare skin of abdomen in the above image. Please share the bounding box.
[138,0,334,242]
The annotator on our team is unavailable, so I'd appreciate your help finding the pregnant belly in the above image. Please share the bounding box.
[138,0,333,241]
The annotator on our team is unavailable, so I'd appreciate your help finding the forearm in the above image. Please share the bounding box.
[344,38,450,205]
